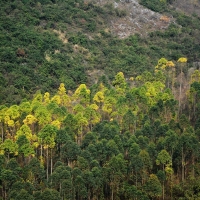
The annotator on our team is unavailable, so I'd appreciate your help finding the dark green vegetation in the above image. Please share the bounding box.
[1,1,200,199]
[1,64,200,199]
[0,0,200,104]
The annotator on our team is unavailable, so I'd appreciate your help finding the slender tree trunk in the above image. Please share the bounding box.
[181,147,184,182]
[111,188,114,200]
[47,147,49,182]
[192,154,195,178]
[41,144,43,158]
[163,165,165,200]
[5,187,6,200]
[60,182,62,200]
[1,122,4,142]
[172,69,175,93]
[135,171,138,187]
[162,181,164,200]
[51,148,53,176]
[178,66,183,117]
[170,173,173,200]
[2,185,3,200]
[193,94,196,120]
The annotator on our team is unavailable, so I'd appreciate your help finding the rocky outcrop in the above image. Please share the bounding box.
[91,0,174,38]
[110,0,174,38]
[90,0,200,38]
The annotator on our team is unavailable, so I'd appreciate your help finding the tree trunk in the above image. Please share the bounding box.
[47,147,49,182]
[1,122,4,142]
[192,154,195,178]
[135,171,138,187]
[178,66,183,117]
[60,182,62,200]
[2,185,3,200]
[41,144,43,158]
[51,148,53,176]
[181,147,184,182]
[162,165,165,200]
[162,181,164,200]
[111,188,114,200]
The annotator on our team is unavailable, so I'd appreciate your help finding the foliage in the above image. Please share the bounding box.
[0,0,200,199]
[0,0,200,104]
[0,65,199,199]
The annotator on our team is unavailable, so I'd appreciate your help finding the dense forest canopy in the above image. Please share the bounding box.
[1,0,200,200]
[1,62,200,199]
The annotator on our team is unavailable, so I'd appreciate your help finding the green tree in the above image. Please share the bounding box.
[51,164,73,200]
[16,135,35,165]
[38,124,57,181]
[145,174,162,200]
[112,72,127,95]
[122,109,136,133]
[91,167,103,199]
[13,189,34,200]
[57,83,71,107]
[177,57,187,116]
[34,105,51,128]
[139,150,152,185]
[73,84,90,107]
[156,149,171,200]
[104,154,127,200]
[61,139,81,168]
[0,169,18,200]
[0,139,18,160]
[129,142,142,187]
[39,188,61,200]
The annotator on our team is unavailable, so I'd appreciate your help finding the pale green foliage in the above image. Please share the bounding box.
[73,84,90,106]
[35,106,51,126]
[156,149,171,166]
[0,139,18,156]
[38,124,57,148]
[15,124,32,141]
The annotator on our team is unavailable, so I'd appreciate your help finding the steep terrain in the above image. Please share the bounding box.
[91,0,174,38]
[91,0,200,38]
[0,0,200,104]
[1,2,200,199]
[172,0,200,17]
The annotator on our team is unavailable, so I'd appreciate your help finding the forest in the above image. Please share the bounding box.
[1,57,200,199]
[1,0,200,200]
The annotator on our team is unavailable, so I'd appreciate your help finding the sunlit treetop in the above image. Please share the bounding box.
[177,57,187,63]
[166,61,175,68]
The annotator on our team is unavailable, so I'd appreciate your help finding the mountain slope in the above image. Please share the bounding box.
[0,0,200,104]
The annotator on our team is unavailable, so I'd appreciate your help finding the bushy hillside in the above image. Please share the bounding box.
[0,0,200,106]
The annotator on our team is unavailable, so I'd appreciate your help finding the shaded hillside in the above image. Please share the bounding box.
[0,0,200,104]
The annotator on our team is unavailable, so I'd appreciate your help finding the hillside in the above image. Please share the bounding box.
[1,69,200,199]
[0,0,200,105]
[1,1,200,200]
[90,0,174,38]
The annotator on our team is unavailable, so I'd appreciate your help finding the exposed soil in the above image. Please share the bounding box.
[110,0,174,38]
[91,0,175,38]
